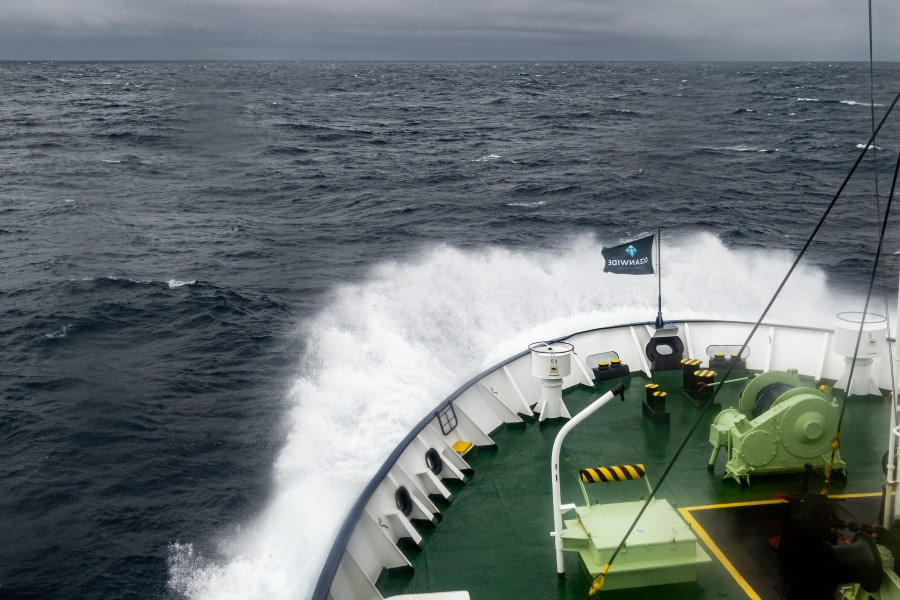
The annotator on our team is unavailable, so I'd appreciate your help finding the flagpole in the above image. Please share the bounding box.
[655,226,664,328]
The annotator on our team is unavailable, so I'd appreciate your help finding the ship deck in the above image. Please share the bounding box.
[376,369,890,600]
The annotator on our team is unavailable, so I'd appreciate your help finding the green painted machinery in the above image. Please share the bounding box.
[708,370,846,484]
[559,464,711,590]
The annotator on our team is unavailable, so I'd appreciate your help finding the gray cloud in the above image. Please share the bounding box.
[1,0,898,60]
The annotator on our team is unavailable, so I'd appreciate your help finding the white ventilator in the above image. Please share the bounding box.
[833,312,886,397]
[529,342,574,421]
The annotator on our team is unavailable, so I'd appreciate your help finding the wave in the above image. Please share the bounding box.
[507,201,547,208]
[274,122,373,137]
[266,146,311,156]
[73,276,197,289]
[795,98,885,107]
[44,324,74,339]
[168,279,197,288]
[697,145,779,153]
[87,276,153,285]
[603,108,643,117]
[856,143,883,151]
[471,153,502,162]
[167,232,857,600]
[841,100,885,107]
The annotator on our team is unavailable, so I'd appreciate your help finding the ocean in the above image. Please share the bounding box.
[2,61,899,600]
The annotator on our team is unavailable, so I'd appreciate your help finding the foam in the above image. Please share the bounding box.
[45,324,73,339]
[471,153,501,162]
[167,232,863,599]
[841,100,885,107]
[507,201,547,207]
[168,279,196,288]
[104,276,153,284]
[72,276,195,288]
[699,145,779,153]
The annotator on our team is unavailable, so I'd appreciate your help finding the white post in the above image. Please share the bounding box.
[551,382,625,576]
[887,279,900,527]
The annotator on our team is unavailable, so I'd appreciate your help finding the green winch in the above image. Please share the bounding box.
[708,370,846,484]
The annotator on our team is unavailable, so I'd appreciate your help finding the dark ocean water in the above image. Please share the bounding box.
[2,61,899,600]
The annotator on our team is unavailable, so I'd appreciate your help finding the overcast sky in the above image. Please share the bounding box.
[1,0,898,61]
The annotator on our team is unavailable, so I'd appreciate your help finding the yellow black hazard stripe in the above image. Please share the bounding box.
[580,464,645,484]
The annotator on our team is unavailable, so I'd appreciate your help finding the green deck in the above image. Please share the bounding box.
[377,370,891,600]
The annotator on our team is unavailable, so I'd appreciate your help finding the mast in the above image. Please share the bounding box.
[654,226,664,328]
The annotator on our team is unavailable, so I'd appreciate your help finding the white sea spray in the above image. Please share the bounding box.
[169,232,857,600]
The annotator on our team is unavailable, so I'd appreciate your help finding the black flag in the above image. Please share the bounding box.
[601,235,655,275]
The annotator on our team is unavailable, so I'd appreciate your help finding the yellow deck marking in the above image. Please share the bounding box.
[829,492,883,499]
[679,492,883,599]
[683,498,786,512]
[678,507,762,600]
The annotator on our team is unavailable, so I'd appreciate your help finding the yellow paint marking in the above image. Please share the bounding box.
[452,441,473,455]
[683,498,786,511]
[678,507,762,600]
[679,493,883,598]
[683,492,881,512]
[829,492,882,499]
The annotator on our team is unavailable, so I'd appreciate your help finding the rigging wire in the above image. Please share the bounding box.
[822,0,899,496]
[821,145,900,494]
[867,0,893,375]
[865,0,900,527]
[869,0,882,214]
[587,90,900,596]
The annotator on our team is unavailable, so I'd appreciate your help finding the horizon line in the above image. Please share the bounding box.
[3,58,899,64]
